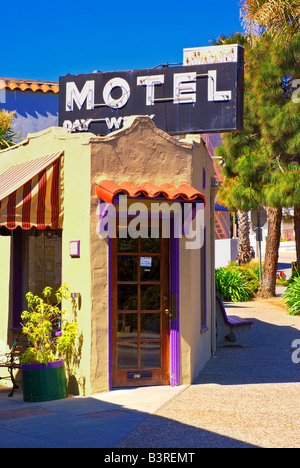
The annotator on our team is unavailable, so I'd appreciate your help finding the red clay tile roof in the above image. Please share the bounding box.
[96,180,206,206]
[0,78,59,94]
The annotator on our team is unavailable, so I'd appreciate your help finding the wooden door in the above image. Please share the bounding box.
[112,219,170,387]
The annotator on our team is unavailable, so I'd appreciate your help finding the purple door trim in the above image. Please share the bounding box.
[106,209,180,389]
[108,236,113,390]
[170,234,180,387]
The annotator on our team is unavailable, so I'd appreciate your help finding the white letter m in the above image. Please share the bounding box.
[66,81,95,111]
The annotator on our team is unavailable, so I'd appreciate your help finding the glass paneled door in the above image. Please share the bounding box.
[111,218,170,387]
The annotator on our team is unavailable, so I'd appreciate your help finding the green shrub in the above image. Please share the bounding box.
[288,267,300,284]
[216,266,258,302]
[243,259,263,280]
[284,276,300,316]
[236,266,260,293]
[21,284,78,365]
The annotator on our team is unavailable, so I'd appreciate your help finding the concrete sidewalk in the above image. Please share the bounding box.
[0,383,187,448]
[117,298,300,449]
[1,298,300,448]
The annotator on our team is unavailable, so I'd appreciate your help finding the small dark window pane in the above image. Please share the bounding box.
[117,228,138,253]
[117,256,138,281]
[140,313,160,339]
[140,237,161,253]
[140,285,160,310]
[117,343,138,369]
[141,342,161,369]
[117,313,138,340]
[117,285,138,310]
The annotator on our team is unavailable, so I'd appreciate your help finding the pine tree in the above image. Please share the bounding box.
[215,32,300,296]
[251,33,300,294]
[209,34,256,265]
[214,34,265,265]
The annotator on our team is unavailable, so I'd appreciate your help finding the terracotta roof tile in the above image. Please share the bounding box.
[0,78,59,94]
[96,180,206,206]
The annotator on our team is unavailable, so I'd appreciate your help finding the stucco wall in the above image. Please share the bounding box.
[90,116,215,390]
[90,117,197,392]
[179,138,215,385]
[0,118,216,394]
[90,117,194,187]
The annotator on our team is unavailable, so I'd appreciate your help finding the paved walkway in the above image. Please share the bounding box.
[1,298,300,448]
[117,298,300,449]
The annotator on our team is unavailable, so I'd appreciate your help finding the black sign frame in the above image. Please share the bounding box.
[59,47,244,136]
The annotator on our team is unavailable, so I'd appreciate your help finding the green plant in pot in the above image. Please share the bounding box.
[20,284,78,402]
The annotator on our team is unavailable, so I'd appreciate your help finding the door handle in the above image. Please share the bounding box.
[164,309,172,318]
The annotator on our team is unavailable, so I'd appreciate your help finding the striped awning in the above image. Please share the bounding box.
[0,152,64,230]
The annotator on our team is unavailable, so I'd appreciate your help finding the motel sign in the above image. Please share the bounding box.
[59,45,244,135]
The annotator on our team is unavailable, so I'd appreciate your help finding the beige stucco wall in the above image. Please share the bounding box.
[0,118,216,394]
[179,138,215,385]
[89,116,197,393]
[89,116,215,390]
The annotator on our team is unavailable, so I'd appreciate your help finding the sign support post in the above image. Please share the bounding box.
[257,211,262,284]
[251,208,267,284]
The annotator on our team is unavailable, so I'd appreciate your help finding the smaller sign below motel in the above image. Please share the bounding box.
[59,45,244,136]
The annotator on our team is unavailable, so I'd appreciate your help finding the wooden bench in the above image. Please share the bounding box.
[0,336,29,397]
[216,294,254,347]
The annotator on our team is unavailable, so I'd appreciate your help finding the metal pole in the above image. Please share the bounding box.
[258,211,262,283]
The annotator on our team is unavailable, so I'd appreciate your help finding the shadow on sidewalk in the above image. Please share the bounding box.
[0,386,259,448]
[197,302,300,386]
[1,300,298,448]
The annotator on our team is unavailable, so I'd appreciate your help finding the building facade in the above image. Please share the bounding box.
[0,116,216,395]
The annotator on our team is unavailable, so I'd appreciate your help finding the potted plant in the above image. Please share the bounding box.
[20,284,78,402]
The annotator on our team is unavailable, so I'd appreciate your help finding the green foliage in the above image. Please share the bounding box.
[21,284,78,365]
[0,110,20,149]
[216,32,300,212]
[216,265,259,302]
[56,322,78,355]
[284,276,300,315]
[209,32,250,46]
[240,0,300,43]
[244,259,264,279]
[237,265,261,292]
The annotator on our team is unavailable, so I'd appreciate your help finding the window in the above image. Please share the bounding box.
[12,228,62,329]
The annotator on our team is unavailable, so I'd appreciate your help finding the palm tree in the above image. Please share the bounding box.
[237,210,253,265]
[240,0,300,41]
[209,32,250,46]
[0,110,18,150]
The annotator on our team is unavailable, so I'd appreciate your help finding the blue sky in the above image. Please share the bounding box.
[2,0,243,82]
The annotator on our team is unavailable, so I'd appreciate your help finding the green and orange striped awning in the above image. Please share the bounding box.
[0,152,64,230]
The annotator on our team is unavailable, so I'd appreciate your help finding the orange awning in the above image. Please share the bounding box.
[96,180,206,206]
[0,152,63,230]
